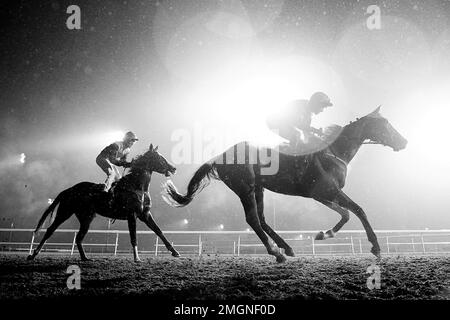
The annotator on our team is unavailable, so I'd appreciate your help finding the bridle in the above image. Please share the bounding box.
[323,118,392,166]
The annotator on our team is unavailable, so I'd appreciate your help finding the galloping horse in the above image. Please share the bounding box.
[28,144,179,262]
[164,107,407,262]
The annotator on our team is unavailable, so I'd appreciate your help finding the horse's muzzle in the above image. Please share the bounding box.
[165,167,176,177]
[393,138,408,152]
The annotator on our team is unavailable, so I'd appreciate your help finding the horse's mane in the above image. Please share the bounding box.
[281,117,366,159]
[126,151,152,175]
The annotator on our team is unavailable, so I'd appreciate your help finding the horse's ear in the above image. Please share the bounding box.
[374,105,382,114]
[368,105,382,118]
[154,145,159,152]
[149,143,154,151]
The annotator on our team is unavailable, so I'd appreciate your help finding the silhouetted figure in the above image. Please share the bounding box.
[164,107,408,262]
[96,131,138,191]
[266,92,333,153]
[29,144,179,262]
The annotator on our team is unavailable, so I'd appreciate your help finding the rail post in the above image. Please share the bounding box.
[29,232,35,255]
[155,237,159,256]
[350,236,355,255]
[411,238,415,253]
[237,235,241,256]
[421,234,426,253]
[359,239,362,254]
[233,241,236,256]
[311,237,315,256]
[70,232,77,255]
[386,236,390,254]
[114,232,119,256]
[198,234,202,256]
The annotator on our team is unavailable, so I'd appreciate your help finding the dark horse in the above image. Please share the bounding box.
[28,144,179,262]
[164,107,407,262]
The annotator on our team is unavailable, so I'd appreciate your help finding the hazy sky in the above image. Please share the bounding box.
[1,0,449,232]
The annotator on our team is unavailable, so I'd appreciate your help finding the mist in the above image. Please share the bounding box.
[1,0,449,232]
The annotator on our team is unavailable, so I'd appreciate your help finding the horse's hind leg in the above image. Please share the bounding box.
[255,186,294,257]
[75,211,95,261]
[219,165,286,262]
[314,199,349,240]
[138,209,180,257]
[239,191,285,263]
[27,206,73,260]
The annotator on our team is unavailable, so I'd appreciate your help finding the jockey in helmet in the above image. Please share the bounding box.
[96,131,139,191]
[266,91,333,153]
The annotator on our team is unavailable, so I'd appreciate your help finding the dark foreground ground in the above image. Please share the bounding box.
[0,253,449,300]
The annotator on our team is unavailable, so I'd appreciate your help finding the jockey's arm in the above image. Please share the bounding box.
[117,148,134,168]
[310,126,324,137]
[101,143,130,167]
[118,154,133,168]
[296,120,321,138]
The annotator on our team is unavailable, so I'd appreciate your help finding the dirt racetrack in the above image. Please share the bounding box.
[0,253,449,301]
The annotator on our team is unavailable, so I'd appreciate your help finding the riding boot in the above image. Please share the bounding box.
[104,174,115,192]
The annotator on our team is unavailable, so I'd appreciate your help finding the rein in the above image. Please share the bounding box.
[323,119,385,167]
[323,150,348,167]
[362,141,385,145]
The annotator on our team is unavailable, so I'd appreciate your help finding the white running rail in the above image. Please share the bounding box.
[0,228,449,256]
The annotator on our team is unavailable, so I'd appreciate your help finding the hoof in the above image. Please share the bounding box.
[27,255,34,261]
[134,259,142,263]
[325,230,335,238]
[171,251,180,258]
[284,247,295,257]
[371,247,381,259]
[80,258,92,262]
[315,231,325,241]
[268,245,281,257]
[275,254,286,263]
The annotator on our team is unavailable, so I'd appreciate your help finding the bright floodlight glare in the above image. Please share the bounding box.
[48,198,53,204]
[96,131,125,146]
[185,55,344,146]
[219,224,224,230]
[183,219,189,225]
[398,84,450,167]
[19,153,26,164]
[245,228,250,232]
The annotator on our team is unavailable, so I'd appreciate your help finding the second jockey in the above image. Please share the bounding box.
[96,131,139,191]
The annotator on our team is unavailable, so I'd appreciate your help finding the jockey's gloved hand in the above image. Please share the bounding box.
[121,160,133,168]
[310,127,324,137]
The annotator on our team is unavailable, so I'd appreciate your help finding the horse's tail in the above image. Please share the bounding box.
[163,162,218,207]
[34,192,63,233]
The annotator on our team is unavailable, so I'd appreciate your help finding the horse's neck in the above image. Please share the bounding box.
[331,123,365,164]
[124,168,152,191]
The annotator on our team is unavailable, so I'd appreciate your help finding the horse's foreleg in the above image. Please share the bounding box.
[314,199,350,240]
[138,210,180,257]
[334,191,380,258]
[255,187,294,257]
[127,214,141,262]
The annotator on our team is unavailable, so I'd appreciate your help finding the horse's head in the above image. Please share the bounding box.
[134,144,176,177]
[361,106,408,152]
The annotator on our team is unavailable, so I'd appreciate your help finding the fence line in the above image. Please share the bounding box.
[1,228,449,257]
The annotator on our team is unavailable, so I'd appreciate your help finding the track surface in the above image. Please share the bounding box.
[0,254,449,300]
